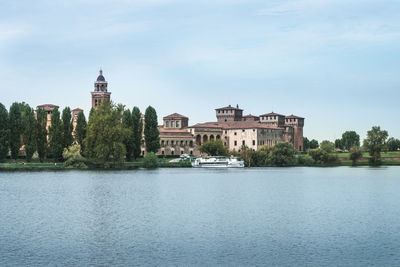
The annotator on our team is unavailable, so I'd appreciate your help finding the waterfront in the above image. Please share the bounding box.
[1,167,400,266]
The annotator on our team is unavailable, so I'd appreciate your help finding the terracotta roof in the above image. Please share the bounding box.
[159,135,194,139]
[260,112,285,117]
[72,108,83,112]
[188,122,225,129]
[163,113,188,119]
[190,121,282,130]
[286,114,304,119]
[243,114,259,118]
[215,105,243,111]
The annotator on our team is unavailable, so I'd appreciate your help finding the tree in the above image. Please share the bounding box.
[199,139,228,156]
[303,137,310,151]
[22,105,37,162]
[363,126,388,165]
[75,111,87,151]
[122,109,134,161]
[334,139,343,150]
[269,142,297,166]
[341,131,360,151]
[63,144,87,169]
[239,145,254,167]
[9,102,23,160]
[89,107,95,121]
[48,107,64,161]
[83,101,129,167]
[387,137,400,151]
[320,140,335,153]
[309,139,319,149]
[36,108,48,162]
[0,103,9,161]
[131,106,143,160]
[61,107,73,150]
[349,146,362,166]
[308,148,338,165]
[144,106,160,153]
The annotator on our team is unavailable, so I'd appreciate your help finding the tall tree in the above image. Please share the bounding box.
[61,107,73,149]
[320,140,335,153]
[132,106,143,160]
[363,126,388,165]
[48,107,64,161]
[0,103,9,161]
[9,102,23,160]
[269,142,297,166]
[309,139,319,149]
[144,106,160,153]
[303,137,310,151]
[75,111,87,151]
[122,109,134,161]
[387,137,400,151]
[22,105,37,162]
[83,101,129,167]
[334,139,343,150]
[341,131,360,151]
[89,107,95,121]
[36,108,48,162]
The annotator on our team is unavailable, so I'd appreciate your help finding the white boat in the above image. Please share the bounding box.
[191,156,244,168]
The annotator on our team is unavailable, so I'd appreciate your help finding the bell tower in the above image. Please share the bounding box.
[91,69,111,109]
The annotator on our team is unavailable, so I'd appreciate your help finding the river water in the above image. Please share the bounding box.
[1,167,400,266]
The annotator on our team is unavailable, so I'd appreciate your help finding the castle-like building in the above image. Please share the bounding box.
[37,70,304,156]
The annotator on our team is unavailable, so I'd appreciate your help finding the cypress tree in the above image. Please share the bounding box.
[48,107,63,161]
[22,105,37,162]
[132,106,143,160]
[89,107,95,121]
[61,107,73,149]
[9,102,22,160]
[36,108,48,162]
[75,111,87,150]
[122,109,134,161]
[0,103,9,161]
[144,106,160,153]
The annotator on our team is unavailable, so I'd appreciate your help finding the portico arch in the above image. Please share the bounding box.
[196,135,201,145]
[203,135,208,143]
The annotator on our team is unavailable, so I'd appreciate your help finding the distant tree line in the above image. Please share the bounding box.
[0,101,160,168]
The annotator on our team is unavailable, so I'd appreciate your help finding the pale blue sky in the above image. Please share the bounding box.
[1,0,399,141]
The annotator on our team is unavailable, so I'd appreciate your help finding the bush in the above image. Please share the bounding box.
[269,142,297,166]
[143,152,159,168]
[349,146,362,166]
[199,139,228,156]
[62,144,87,169]
[297,154,315,166]
[308,148,339,165]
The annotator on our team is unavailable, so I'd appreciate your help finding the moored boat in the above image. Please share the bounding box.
[191,156,244,168]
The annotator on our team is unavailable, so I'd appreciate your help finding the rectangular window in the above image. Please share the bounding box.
[253,140,255,146]
[242,129,245,132]
[176,121,180,128]
[166,121,169,128]
[234,141,237,146]
[242,140,245,146]
[234,132,237,136]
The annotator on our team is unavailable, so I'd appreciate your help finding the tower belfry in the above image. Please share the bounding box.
[91,69,111,109]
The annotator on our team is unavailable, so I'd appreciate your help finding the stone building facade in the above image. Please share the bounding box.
[91,70,111,109]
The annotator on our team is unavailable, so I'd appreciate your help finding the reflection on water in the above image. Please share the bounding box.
[1,167,400,266]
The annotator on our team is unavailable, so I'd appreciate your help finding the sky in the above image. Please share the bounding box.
[1,0,399,141]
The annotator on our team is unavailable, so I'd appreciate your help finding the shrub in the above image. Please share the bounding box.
[62,144,87,169]
[297,154,315,166]
[349,146,362,166]
[143,152,159,169]
[269,142,297,167]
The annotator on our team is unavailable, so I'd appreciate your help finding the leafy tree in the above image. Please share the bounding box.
[48,107,64,161]
[297,154,315,166]
[0,103,9,161]
[341,131,360,151]
[363,126,388,165]
[253,145,272,166]
[269,142,297,166]
[9,102,23,160]
[144,106,160,153]
[132,106,143,160]
[303,137,310,151]
[63,144,87,169]
[22,105,37,162]
[239,145,254,167]
[75,111,87,151]
[143,152,159,168]
[83,101,129,167]
[89,107,95,120]
[122,109,134,161]
[349,146,362,166]
[61,107,73,149]
[320,140,335,153]
[200,139,228,156]
[387,137,400,151]
[36,108,48,162]
[334,139,343,150]
[309,139,319,149]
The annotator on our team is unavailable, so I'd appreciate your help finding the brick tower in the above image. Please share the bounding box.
[91,69,111,109]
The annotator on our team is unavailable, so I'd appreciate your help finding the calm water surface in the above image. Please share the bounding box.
[1,167,400,266]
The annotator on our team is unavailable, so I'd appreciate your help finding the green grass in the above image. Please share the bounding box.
[337,151,400,159]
